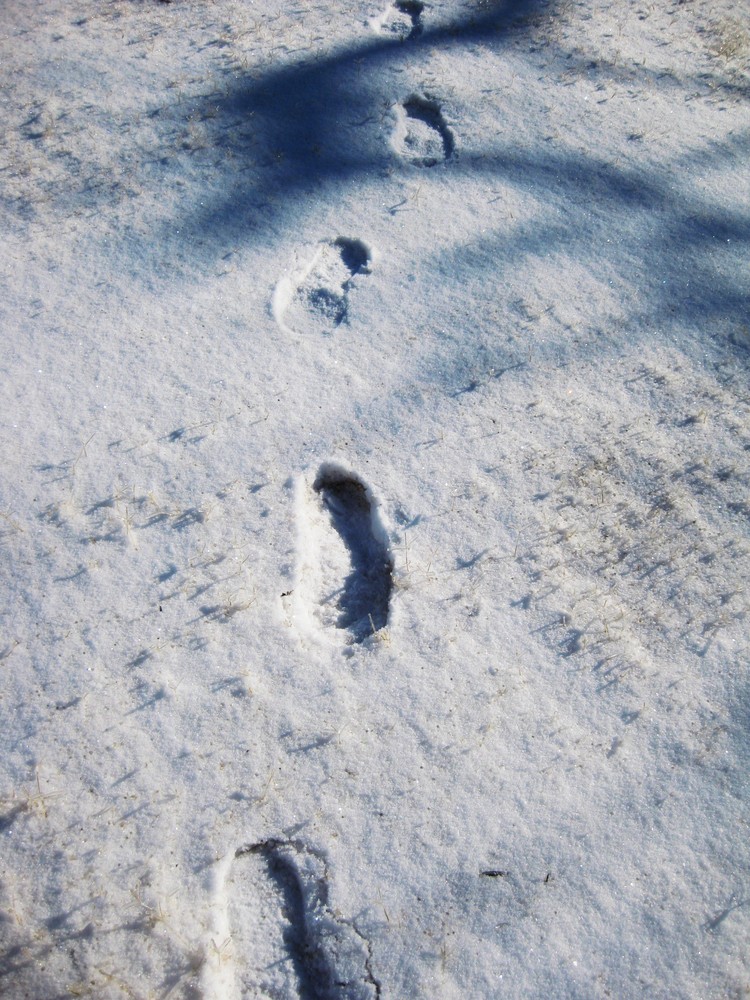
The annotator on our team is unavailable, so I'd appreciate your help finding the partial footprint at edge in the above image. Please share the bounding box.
[391,94,455,167]
[296,464,393,645]
[273,238,373,336]
[205,839,378,1000]
[369,0,424,40]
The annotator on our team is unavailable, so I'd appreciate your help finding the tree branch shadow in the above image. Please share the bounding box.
[179,0,553,241]
[165,0,748,359]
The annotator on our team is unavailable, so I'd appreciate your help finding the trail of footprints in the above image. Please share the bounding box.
[295,465,393,645]
[378,2,454,166]
[273,5,454,335]
[233,12,458,993]
[208,839,379,999]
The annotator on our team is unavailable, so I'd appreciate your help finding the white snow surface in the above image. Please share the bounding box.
[1,0,749,997]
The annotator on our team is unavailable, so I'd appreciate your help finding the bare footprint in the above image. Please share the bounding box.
[203,839,379,999]
[273,238,373,336]
[294,464,393,645]
[391,94,455,167]
[369,0,424,40]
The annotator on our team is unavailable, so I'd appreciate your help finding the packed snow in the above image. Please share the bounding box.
[1,0,749,997]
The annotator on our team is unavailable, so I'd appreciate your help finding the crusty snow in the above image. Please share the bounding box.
[1,0,749,997]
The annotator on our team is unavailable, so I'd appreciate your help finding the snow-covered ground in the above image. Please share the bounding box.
[1,0,749,996]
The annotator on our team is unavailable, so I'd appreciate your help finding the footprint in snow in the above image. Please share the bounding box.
[370,0,424,40]
[203,839,377,999]
[272,237,373,336]
[295,464,393,645]
[392,94,455,167]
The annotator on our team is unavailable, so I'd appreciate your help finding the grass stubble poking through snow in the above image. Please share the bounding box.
[0,0,749,997]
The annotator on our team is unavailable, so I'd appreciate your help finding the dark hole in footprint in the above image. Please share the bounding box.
[313,468,393,642]
[333,237,371,280]
[396,0,424,17]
